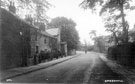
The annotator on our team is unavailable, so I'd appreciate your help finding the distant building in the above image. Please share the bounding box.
[93,35,115,52]
[104,36,115,50]
[46,28,67,56]
[37,29,57,53]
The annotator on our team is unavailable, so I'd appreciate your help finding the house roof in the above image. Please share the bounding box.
[1,8,39,30]
[131,27,135,31]
[46,28,60,36]
[40,30,56,39]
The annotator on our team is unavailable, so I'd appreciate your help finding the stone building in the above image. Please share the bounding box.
[46,28,67,56]
[0,8,58,70]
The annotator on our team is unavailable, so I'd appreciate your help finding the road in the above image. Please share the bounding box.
[3,52,129,84]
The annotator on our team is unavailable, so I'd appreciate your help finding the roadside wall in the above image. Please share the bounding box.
[0,8,35,70]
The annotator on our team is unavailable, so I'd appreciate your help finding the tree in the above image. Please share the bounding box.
[104,14,122,45]
[89,30,106,52]
[32,0,51,23]
[89,30,96,40]
[48,17,76,28]
[93,36,106,53]
[80,0,135,44]
[48,17,80,51]
[1,0,51,24]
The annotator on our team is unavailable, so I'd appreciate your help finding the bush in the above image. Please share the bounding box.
[107,42,135,67]
[38,51,50,62]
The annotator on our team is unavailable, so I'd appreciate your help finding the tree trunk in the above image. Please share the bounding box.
[120,3,128,44]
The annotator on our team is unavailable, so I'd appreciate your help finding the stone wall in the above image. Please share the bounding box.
[0,8,36,70]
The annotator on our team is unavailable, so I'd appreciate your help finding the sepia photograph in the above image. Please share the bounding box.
[0,0,135,84]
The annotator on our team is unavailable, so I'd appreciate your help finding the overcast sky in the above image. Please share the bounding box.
[46,0,135,44]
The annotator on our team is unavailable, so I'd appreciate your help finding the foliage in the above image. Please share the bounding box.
[48,17,76,28]
[87,45,95,51]
[104,14,122,45]
[31,0,51,23]
[48,17,80,50]
[1,0,52,23]
[89,30,106,52]
[80,0,135,44]
[89,30,97,39]
[80,0,104,10]
[99,0,135,15]
[99,0,134,43]
[93,36,106,53]
[104,12,130,45]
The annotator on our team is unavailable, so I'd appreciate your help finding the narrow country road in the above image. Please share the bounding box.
[3,52,129,84]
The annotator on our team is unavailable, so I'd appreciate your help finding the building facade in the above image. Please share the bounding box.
[46,28,68,56]
[0,8,58,70]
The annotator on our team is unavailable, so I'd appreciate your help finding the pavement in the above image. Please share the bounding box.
[0,53,80,82]
[99,53,135,84]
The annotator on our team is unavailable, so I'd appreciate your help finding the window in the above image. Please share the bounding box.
[44,38,47,44]
[36,46,38,54]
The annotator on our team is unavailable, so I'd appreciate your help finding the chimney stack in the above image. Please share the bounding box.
[9,1,16,14]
